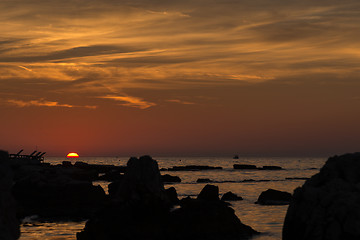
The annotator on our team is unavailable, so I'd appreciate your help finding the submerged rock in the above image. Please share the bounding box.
[233,164,257,170]
[283,153,360,240]
[255,189,292,205]
[221,191,243,201]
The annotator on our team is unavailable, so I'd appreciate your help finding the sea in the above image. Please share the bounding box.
[19,156,327,240]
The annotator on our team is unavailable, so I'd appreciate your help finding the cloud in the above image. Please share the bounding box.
[166,99,195,105]
[98,95,156,109]
[7,99,96,109]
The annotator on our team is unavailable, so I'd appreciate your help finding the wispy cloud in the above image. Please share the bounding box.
[7,99,96,109]
[166,99,195,105]
[98,95,156,109]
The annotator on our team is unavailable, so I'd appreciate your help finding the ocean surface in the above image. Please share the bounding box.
[19,156,327,240]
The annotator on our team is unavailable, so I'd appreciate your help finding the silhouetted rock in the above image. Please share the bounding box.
[165,165,222,171]
[168,187,258,239]
[283,153,360,240]
[77,157,258,240]
[161,174,181,183]
[0,150,20,240]
[197,178,213,183]
[62,161,72,167]
[12,167,106,219]
[97,170,123,181]
[197,184,219,201]
[260,165,283,170]
[255,189,292,205]
[233,164,257,170]
[165,187,179,205]
[221,191,243,201]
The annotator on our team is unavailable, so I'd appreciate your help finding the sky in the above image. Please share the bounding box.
[1,0,360,157]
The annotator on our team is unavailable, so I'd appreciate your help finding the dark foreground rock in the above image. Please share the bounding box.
[283,152,360,240]
[221,191,243,201]
[256,189,292,205]
[0,150,20,240]
[77,156,258,240]
[12,167,106,219]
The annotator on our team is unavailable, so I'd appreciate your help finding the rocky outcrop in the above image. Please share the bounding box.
[12,166,106,219]
[221,191,243,201]
[255,189,292,205]
[0,150,20,240]
[77,156,258,240]
[283,153,360,240]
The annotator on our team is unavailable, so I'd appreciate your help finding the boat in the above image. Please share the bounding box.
[233,155,239,159]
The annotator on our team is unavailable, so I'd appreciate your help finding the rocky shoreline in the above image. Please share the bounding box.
[2,150,360,240]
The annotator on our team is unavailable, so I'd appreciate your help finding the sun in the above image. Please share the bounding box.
[67,152,79,158]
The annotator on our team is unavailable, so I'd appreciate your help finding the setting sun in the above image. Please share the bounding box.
[67,152,79,158]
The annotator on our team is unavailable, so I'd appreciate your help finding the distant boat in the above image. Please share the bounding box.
[233,155,239,159]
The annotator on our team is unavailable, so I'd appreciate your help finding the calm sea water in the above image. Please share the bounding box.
[19,156,327,240]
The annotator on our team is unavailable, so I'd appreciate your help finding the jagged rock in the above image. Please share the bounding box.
[221,191,243,201]
[161,174,181,183]
[255,189,292,205]
[77,157,258,240]
[167,186,258,239]
[233,164,257,170]
[197,184,219,201]
[283,153,360,240]
[0,150,20,240]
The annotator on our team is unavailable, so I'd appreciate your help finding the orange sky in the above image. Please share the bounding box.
[1,1,359,156]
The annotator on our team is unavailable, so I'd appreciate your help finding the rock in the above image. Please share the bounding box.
[260,165,283,170]
[0,150,20,240]
[161,174,181,183]
[233,164,257,170]
[283,153,360,240]
[97,170,123,181]
[221,191,243,201]
[168,194,258,239]
[12,166,106,219]
[197,184,219,201]
[62,161,72,167]
[196,178,213,183]
[77,157,258,240]
[256,189,292,205]
[113,155,167,202]
[165,187,179,205]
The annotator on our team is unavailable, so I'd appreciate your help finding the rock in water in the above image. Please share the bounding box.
[221,191,243,201]
[197,184,219,201]
[77,156,258,240]
[0,150,20,240]
[256,189,292,205]
[283,153,360,240]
